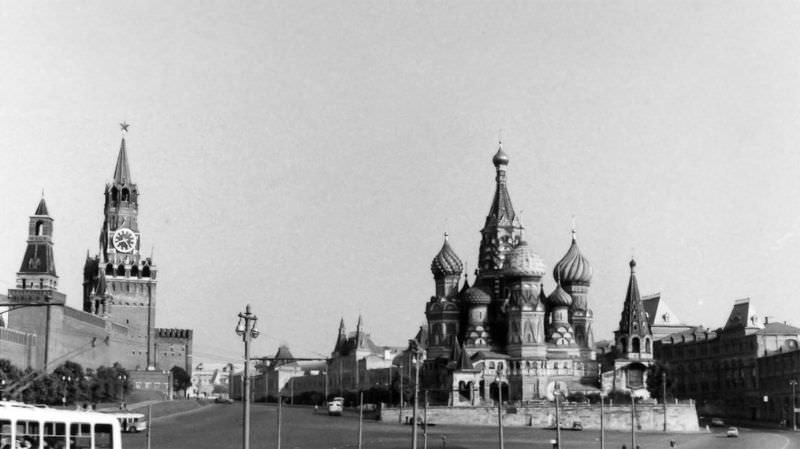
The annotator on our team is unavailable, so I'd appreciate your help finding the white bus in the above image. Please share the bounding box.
[0,401,122,449]
[105,413,146,433]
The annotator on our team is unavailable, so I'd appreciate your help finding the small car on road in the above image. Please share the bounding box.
[726,426,739,437]
[711,417,725,427]
[328,397,344,416]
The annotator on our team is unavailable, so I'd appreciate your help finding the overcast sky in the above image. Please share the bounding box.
[2,1,800,363]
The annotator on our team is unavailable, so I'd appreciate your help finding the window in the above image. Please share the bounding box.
[1,420,11,449]
[16,421,40,449]
[71,423,91,449]
[44,422,66,449]
[94,424,114,449]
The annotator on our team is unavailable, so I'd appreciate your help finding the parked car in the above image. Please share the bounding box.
[726,426,739,437]
[214,396,234,404]
[711,417,725,427]
[571,422,583,431]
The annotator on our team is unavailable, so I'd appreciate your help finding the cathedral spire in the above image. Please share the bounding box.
[486,141,515,227]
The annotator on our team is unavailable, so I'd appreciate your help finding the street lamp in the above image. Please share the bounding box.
[790,380,798,431]
[235,304,259,449]
[409,340,425,449]
[116,374,126,408]
[61,375,72,407]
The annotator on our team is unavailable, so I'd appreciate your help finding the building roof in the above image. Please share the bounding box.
[641,293,684,327]
[113,138,132,185]
[755,322,800,335]
[553,233,593,286]
[485,143,516,228]
[503,240,546,278]
[430,234,463,278]
[723,298,763,330]
[471,350,511,361]
[617,259,651,339]
[34,198,49,216]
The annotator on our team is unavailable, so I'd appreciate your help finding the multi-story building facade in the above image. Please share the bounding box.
[656,298,800,420]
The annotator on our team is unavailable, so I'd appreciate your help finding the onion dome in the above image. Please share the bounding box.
[547,285,573,308]
[460,286,491,306]
[430,234,463,277]
[503,241,546,277]
[553,233,593,285]
[492,142,509,167]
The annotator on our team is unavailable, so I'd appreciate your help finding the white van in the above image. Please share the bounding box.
[327,397,344,416]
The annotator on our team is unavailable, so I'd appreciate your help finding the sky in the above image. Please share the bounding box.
[2,1,800,364]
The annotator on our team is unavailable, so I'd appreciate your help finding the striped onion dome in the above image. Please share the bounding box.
[553,235,593,285]
[547,285,573,308]
[503,241,546,277]
[430,234,463,278]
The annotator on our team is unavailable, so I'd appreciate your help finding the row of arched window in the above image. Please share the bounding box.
[105,263,151,278]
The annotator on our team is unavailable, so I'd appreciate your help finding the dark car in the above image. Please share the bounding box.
[571,422,583,431]
[214,397,234,404]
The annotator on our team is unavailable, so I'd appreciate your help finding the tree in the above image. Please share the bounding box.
[171,366,192,393]
[646,360,676,402]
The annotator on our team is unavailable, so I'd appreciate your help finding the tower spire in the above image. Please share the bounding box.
[114,123,132,185]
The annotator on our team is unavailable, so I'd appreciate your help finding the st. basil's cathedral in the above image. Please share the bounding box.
[421,143,652,404]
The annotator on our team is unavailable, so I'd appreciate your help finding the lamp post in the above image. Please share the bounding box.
[399,363,404,424]
[235,304,260,449]
[599,392,606,449]
[61,375,72,407]
[790,380,798,431]
[553,382,562,449]
[117,374,126,408]
[662,371,668,432]
[410,341,425,449]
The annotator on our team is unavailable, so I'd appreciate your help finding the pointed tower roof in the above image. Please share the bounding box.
[34,197,49,216]
[618,259,652,338]
[273,345,296,366]
[485,142,516,227]
[334,318,347,352]
[113,137,132,185]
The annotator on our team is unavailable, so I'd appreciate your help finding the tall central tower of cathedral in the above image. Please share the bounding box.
[83,127,158,370]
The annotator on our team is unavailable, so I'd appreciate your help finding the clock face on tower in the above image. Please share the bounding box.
[112,228,138,253]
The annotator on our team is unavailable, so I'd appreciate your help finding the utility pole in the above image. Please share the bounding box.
[554,384,561,449]
[791,379,798,432]
[276,395,282,449]
[358,391,364,449]
[399,363,404,424]
[497,380,504,449]
[424,390,429,449]
[662,371,668,432]
[600,393,605,449]
[631,395,637,449]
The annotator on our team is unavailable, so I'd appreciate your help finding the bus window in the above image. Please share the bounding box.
[16,421,39,449]
[1,420,11,449]
[93,424,113,449]
[44,422,67,449]
[69,423,91,449]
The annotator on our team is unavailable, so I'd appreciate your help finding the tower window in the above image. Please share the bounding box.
[35,221,45,236]
[106,264,114,276]
[121,188,130,202]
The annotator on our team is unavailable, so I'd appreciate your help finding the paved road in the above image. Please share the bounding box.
[124,403,800,449]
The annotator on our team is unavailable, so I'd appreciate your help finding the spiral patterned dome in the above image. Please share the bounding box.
[460,286,492,306]
[503,241,546,277]
[430,235,463,278]
[547,285,573,308]
[553,236,593,285]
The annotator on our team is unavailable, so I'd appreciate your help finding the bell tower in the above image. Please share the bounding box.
[83,123,158,370]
